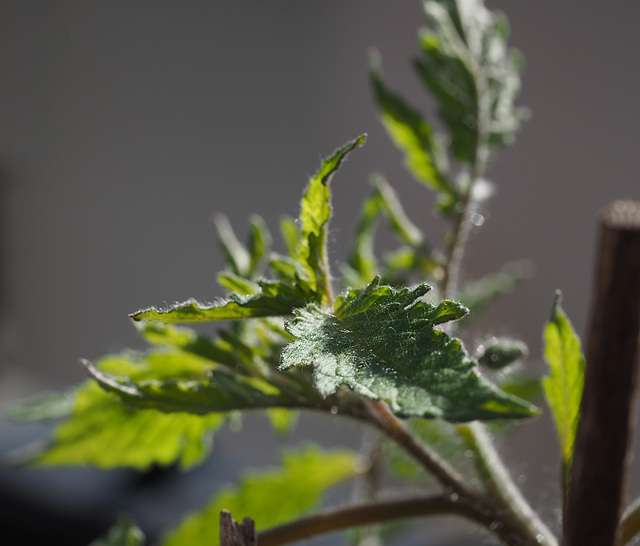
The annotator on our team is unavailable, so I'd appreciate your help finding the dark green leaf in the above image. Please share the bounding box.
[297,135,366,303]
[542,291,585,490]
[162,447,359,546]
[90,516,145,546]
[477,337,528,370]
[345,190,382,287]
[281,278,537,421]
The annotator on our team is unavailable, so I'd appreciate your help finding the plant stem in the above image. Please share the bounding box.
[257,494,489,546]
[364,400,557,546]
[616,496,640,546]
[459,422,558,546]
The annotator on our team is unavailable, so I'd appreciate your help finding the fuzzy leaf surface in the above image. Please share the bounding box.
[543,292,585,489]
[370,62,454,201]
[30,353,224,470]
[130,278,316,323]
[282,278,536,421]
[297,134,366,302]
[163,447,359,545]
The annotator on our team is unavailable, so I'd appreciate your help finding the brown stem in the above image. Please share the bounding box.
[221,510,257,546]
[257,495,489,546]
[564,201,640,546]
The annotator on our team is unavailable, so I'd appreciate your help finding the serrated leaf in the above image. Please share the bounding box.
[33,382,223,470]
[90,516,145,546]
[542,291,585,491]
[297,135,366,303]
[162,447,359,546]
[84,356,300,415]
[282,278,537,422]
[130,278,317,323]
[370,59,454,200]
[415,0,526,162]
[29,353,225,470]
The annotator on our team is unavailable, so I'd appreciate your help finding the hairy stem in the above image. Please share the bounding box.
[459,422,558,546]
[364,400,557,546]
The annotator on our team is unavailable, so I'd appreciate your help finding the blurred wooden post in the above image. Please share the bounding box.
[564,201,640,546]
[220,510,257,546]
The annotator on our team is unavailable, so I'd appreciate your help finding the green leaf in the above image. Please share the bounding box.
[370,57,454,201]
[281,278,537,422]
[162,446,359,546]
[542,291,585,491]
[130,279,317,323]
[217,272,258,296]
[415,0,526,162]
[279,216,300,259]
[30,353,225,470]
[247,215,271,276]
[477,337,528,370]
[83,356,300,415]
[344,191,382,287]
[214,214,250,277]
[297,135,367,303]
[90,516,145,546]
[8,391,74,422]
[373,174,424,248]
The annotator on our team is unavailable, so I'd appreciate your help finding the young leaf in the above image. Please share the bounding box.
[415,0,526,163]
[31,381,223,470]
[8,391,74,422]
[281,278,537,422]
[83,357,301,415]
[370,58,455,204]
[542,291,585,491]
[297,134,367,303]
[344,190,382,287]
[90,516,145,546]
[214,214,251,277]
[129,278,317,323]
[162,447,359,546]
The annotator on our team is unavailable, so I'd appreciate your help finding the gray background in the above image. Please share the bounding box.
[1,1,639,544]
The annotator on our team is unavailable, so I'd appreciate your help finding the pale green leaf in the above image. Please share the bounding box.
[214,214,250,277]
[282,278,537,421]
[248,215,271,276]
[33,382,223,470]
[297,135,366,302]
[90,516,145,546]
[217,272,259,296]
[30,353,225,470]
[542,291,585,489]
[279,216,300,259]
[163,447,359,546]
[83,357,301,415]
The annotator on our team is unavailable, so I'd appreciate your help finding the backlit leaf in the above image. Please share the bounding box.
[162,447,359,546]
[297,135,366,303]
[542,291,585,490]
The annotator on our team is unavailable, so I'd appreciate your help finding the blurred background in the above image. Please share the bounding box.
[1,1,639,544]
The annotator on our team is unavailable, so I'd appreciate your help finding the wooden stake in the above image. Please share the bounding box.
[564,201,640,546]
[220,510,257,546]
